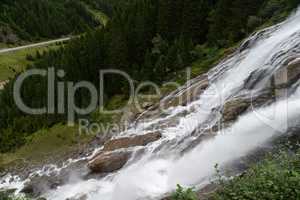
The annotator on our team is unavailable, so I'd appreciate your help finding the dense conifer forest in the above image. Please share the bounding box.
[0,0,100,43]
[0,0,299,152]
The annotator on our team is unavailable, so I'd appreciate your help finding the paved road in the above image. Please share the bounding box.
[0,37,71,54]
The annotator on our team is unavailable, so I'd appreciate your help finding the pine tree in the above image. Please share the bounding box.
[181,0,210,44]
[208,0,234,46]
[157,0,183,41]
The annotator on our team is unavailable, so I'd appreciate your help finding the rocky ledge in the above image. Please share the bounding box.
[88,132,162,173]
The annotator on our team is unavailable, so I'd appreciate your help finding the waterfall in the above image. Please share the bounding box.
[2,7,300,200]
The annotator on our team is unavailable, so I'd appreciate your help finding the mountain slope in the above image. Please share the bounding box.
[0,0,100,45]
[0,0,298,153]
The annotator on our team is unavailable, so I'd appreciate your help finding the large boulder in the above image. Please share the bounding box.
[221,90,274,125]
[221,98,251,123]
[272,57,300,97]
[21,175,62,197]
[103,132,162,151]
[88,151,131,173]
[273,58,300,88]
[244,68,269,90]
[244,57,300,98]
[88,132,162,173]
[284,57,300,85]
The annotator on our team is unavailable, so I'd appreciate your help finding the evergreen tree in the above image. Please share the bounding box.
[181,0,210,43]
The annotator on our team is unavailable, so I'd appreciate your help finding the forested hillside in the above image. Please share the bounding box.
[0,0,299,152]
[82,0,130,17]
[0,0,100,44]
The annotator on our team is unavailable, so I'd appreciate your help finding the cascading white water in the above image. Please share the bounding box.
[2,7,300,200]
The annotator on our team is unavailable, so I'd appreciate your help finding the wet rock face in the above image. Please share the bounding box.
[274,58,300,88]
[244,68,269,90]
[164,76,209,108]
[21,175,62,197]
[272,57,300,98]
[103,132,162,151]
[137,75,209,122]
[88,132,162,173]
[287,58,300,83]
[66,194,88,200]
[181,132,216,155]
[88,151,131,173]
[222,99,250,123]
[244,57,300,96]
[219,91,274,127]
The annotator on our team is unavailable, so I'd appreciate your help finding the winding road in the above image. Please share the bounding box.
[0,37,71,54]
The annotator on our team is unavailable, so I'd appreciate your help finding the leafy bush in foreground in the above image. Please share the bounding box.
[213,149,300,200]
[0,192,30,200]
[171,184,197,200]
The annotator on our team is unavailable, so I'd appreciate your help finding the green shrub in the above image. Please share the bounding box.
[25,54,35,61]
[213,149,300,200]
[260,0,283,18]
[171,185,198,200]
[0,191,31,200]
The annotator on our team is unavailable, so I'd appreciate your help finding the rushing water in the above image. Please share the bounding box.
[2,8,300,200]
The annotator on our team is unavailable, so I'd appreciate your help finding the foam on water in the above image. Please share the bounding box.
[43,88,300,200]
[2,8,300,200]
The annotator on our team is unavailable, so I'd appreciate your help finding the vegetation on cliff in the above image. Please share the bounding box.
[213,146,300,200]
[0,0,299,153]
[171,145,300,200]
[0,0,102,44]
[0,0,300,199]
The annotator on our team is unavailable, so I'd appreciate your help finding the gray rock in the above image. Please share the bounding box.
[88,151,131,173]
[103,132,162,151]
[21,175,62,197]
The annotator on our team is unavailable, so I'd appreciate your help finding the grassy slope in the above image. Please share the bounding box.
[0,124,93,171]
[0,43,61,81]
[0,5,111,171]
[0,42,70,167]
[0,43,9,49]
[0,3,109,82]
[0,43,230,170]
[0,0,294,182]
